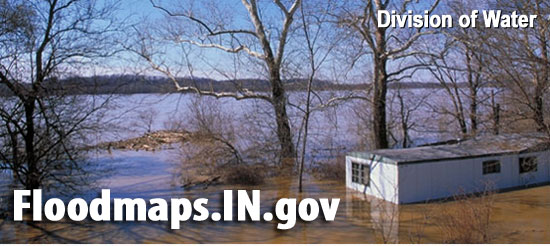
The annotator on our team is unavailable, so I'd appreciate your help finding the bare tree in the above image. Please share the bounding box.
[297,2,316,192]
[132,0,306,167]
[0,0,122,191]
[296,0,339,191]
[387,84,431,148]
[422,40,488,137]
[134,107,158,134]
[336,0,440,149]
[482,0,550,134]
[418,1,490,138]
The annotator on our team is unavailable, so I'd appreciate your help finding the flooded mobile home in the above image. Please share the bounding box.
[346,133,550,204]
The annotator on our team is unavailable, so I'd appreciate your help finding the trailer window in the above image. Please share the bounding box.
[519,157,538,173]
[483,160,501,175]
[351,162,370,186]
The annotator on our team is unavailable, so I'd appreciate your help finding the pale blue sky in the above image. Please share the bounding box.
[108,0,282,80]
[100,0,449,83]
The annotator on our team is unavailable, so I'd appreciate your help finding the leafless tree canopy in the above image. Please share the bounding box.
[481,0,550,134]
[335,0,440,149]
[0,0,123,191]
[131,0,314,167]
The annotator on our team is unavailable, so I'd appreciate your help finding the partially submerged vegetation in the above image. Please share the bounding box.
[435,193,495,243]
[96,130,189,151]
[174,97,278,188]
[310,157,346,181]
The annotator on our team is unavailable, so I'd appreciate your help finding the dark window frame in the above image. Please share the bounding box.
[482,160,502,175]
[519,156,538,174]
[482,160,501,175]
[351,162,370,186]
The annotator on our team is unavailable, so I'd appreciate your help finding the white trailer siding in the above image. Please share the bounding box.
[346,146,550,204]
[346,133,550,204]
[399,156,497,203]
[346,156,399,204]
[518,151,550,186]
[398,151,550,204]
[392,152,550,203]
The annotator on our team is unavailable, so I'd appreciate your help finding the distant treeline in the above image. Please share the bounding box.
[0,75,459,96]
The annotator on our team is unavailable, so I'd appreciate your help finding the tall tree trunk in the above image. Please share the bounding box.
[397,89,408,148]
[466,50,478,135]
[534,88,545,130]
[492,91,500,135]
[535,34,549,132]
[372,26,389,149]
[270,69,296,167]
[470,89,478,134]
[372,59,389,149]
[451,85,468,136]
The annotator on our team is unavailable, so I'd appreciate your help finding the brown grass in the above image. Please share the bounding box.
[435,187,495,243]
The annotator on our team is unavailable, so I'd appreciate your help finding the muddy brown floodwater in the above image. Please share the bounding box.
[0,151,549,243]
